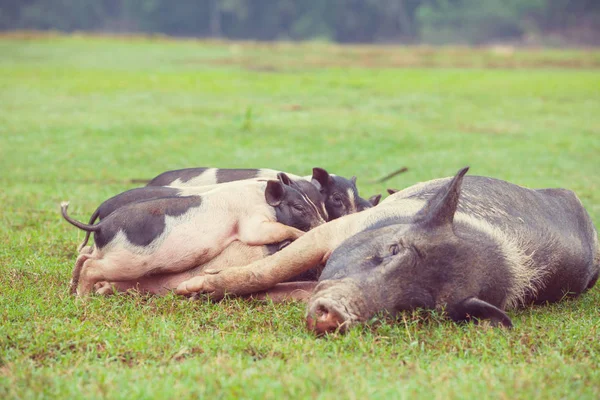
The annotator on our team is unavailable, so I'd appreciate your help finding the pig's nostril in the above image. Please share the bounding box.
[306,304,346,335]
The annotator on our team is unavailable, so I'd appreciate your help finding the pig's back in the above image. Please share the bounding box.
[148,167,287,187]
[390,176,594,245]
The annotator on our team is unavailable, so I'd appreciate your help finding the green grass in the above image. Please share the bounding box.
[1,34,600,399]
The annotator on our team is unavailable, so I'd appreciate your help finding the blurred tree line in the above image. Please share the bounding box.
[1,0,599,45]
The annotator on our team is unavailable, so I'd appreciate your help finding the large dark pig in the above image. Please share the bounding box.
[61,178,326,297]
[175,168,599,334]
[146,167,380,219]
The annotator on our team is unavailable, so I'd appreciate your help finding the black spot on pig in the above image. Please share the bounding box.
[147,168,211,186]
[94,196,202,248]
[73,186,183,251]
[97,187,181,221]
[216,168,261,183]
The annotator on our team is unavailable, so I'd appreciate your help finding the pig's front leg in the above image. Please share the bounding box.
[238,218,304,246]
[175,210,375,299]
[175,230,328,298]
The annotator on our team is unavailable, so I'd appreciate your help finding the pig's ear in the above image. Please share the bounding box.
[387,188,399,195]
[448,297,513,328]
[265,180,286,206]
[311,167,331,192]
[416,166,469,228]
[368,194,382,206]
[277,172,293,186]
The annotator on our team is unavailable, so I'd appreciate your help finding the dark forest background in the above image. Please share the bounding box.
[1,0,599,45]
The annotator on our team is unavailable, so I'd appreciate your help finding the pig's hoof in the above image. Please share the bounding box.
[176,276,224,300]
[176,276,210,295]
[94,281,115,296]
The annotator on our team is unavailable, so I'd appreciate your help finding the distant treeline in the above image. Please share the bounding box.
[1,0,599,45]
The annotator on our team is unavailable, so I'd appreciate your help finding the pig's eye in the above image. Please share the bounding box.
[332,194,343,207]
[389,244,401,255]
[293,204,305,212]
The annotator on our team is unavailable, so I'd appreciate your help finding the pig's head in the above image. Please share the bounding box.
[284,174,329,222]
[311,167,375,219]
[306,167,513,335]
[265,173,327,232]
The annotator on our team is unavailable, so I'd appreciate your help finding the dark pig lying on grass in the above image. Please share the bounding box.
[61,178,326,297]
[147,166,381,220]
[75,173,326,253]
[175,167,599,334]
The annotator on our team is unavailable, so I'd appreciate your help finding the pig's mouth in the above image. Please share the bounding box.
[305,279,374,335]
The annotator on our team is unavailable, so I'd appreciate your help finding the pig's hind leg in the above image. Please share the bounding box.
[77,253,215,297]
[78,258,142,297]
[70,253,92,294]
[78,258,153,297]
[76,257,109,296]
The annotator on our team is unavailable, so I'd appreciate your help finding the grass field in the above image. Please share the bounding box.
[1,34,599,399]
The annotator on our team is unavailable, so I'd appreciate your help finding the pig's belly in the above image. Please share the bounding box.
[101,241,270,295]
[106,273,191,295]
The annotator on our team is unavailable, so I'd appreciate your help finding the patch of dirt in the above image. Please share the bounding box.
[196,43,600,70]
[202,51,600,70]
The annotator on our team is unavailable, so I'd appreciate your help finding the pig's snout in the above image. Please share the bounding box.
[306,279,372,335]
[306,301,349,335]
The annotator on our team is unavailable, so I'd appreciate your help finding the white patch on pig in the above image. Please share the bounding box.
[256,169,300,180]
[177,180,268,197]
[320,202,329,222]
[364,198,425,225]
[177,185,218,196]
[347,188,357,214]
[452,213,547,309]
